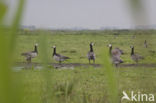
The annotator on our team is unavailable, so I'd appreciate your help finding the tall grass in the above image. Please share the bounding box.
[0,0,25,103]
[101,48,119,103]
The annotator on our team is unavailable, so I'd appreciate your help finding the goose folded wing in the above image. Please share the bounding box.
[112,50,120,56]
[114,48,124,55]
[21,51,37,57]
[112,55,123,64]
[56,54,70,59]
[136,54,144,59]
[21,51,32,56]
[61,55,70,59]
[118,49,124,54]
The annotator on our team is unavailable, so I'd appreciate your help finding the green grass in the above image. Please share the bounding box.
[0,0,25,103]
[14,66,156,103]
[11,30,156,103]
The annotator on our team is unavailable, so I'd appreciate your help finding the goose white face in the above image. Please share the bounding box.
[91,42,94,46]
[130,46,134,48]
[108,44,112,47]
[52,46,56,48]
[35,43,38,46]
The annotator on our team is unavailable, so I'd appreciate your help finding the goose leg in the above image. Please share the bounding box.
[93,59,95,64]
[115,64,118,68]
[89,59,90,64]
[145,44,147,48]
[26,56,31,63]
[136,59,138,64]
[59,61,61,64]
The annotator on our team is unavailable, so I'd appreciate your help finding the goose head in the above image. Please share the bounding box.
[35,43,38,47]
[107,44,112,48]
[52,46,56,48]
[107,44,112,55]
[90,42,94,46]
[130,45,134,49]
[52,46,56,55]
[130,46,134,55]
[34,43,38,53]
[144,40,147,43]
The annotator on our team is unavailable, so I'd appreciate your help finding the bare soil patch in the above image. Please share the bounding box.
[14,62,156,69]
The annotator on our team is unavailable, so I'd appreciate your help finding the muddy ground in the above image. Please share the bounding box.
[14,62,156,69]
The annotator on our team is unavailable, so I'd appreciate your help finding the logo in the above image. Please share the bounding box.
[121,91,155,102]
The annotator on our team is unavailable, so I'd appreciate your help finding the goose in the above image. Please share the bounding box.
[144,40,147,48]
[132,35,136,39]
[130,46,144,63]
[21,44,38,63]
[52,46,70,64]
[108,44,123,66]
[87,42,96,64]
[108,44,124,57]
[112,55,123,67]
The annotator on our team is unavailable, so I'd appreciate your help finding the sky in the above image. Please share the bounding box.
[6,0,156,29]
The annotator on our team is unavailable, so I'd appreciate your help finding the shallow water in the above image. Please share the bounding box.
[12,65,75,71]
[12,66,44,71]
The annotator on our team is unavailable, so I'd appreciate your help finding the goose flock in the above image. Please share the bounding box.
[21,41,145,66]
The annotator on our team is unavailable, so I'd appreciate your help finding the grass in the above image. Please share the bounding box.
[14,66,156,103]
[0,0,25,103]
[11,30,156,103]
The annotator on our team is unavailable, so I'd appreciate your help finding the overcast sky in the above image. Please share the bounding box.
[7,0,156,29]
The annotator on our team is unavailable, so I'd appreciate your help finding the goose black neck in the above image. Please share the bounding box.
[144,40,146,43]
[53,48,56,56]
[34,45,38,53]
[90,44,93,52]
[131,47,134,55]
[109,46,112,55]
